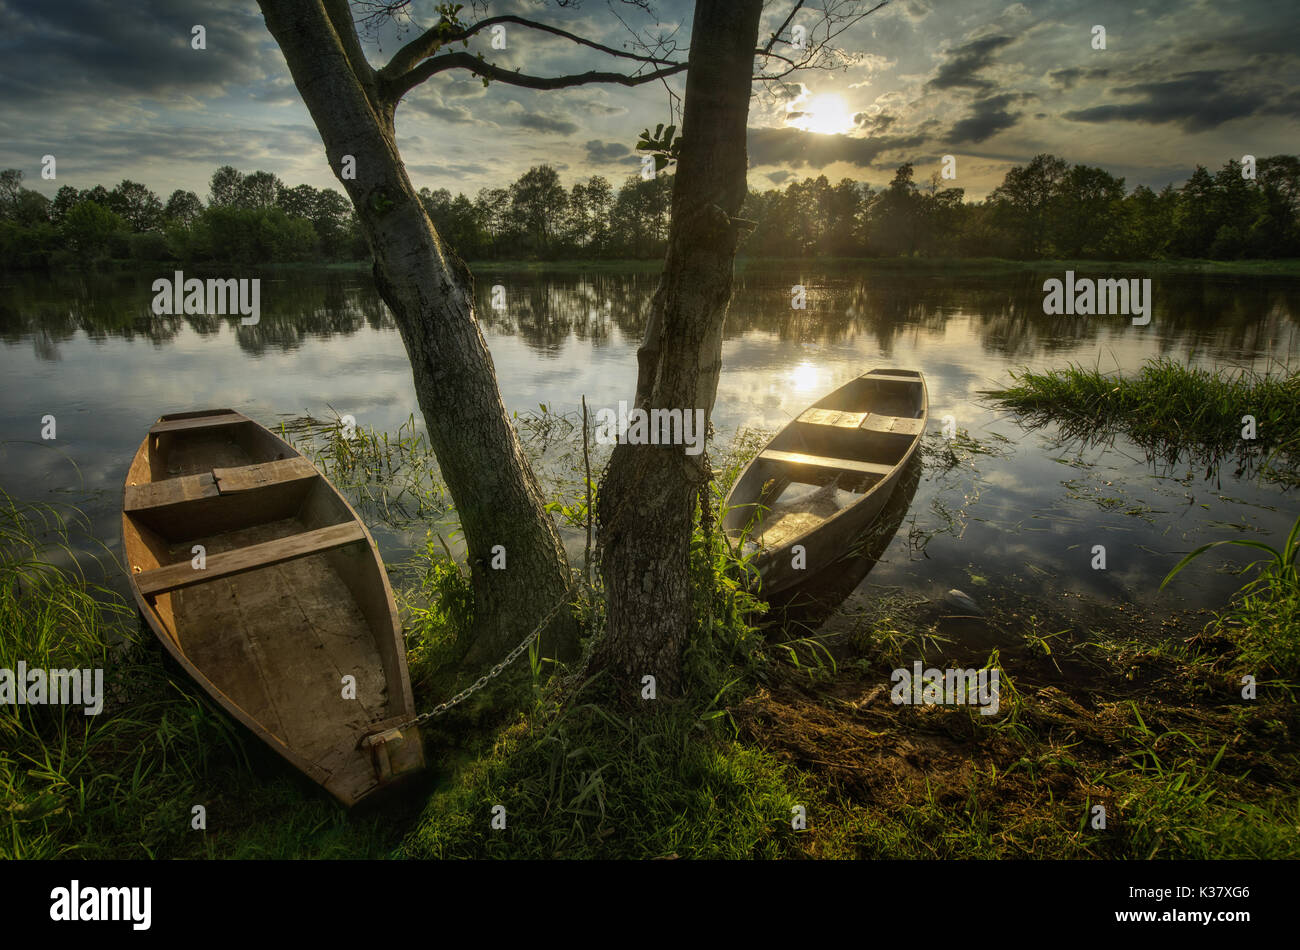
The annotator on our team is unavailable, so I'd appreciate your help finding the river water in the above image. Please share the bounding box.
[1,265,1296,614]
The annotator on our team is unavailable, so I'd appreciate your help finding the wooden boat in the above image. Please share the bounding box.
[121,409,424,806]
[722,369,928,594]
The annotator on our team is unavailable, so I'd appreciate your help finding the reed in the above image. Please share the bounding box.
[1162,512,1300,682]
[985,358,1300,485]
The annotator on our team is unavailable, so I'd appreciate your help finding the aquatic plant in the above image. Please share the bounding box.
[984,359,1300,486]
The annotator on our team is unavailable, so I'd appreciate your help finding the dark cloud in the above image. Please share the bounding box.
[514,112,580,135]
[0,0,267,104]
[408,162,488,179]
[854,111,898,134]
[767,170,795,185]
[584,139,630,163]
[1169,24,1299,61]
[946,93,1027,144]
[899,0,932,22]
[442,81,488,100]
[748,127,926,169]
[1063,69,1299,132]
[927,34,1014,91]
[1048,66,1110,90]
[402,96,477,124]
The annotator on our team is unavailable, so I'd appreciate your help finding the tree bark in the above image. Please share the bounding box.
[259,0,576,663]
[594,0,763,695]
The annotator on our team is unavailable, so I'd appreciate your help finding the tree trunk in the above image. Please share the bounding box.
[259,0,575,664]
[594,0,763,696]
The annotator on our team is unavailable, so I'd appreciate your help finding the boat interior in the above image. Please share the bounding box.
[122,410,404,776]
[723,371,926,549]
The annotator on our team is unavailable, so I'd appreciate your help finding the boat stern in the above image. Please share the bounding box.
[360,723,426,785]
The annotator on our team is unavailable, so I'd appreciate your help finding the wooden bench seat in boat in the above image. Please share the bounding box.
[859,413,926,436]
[134,521,367,597]
[865,373,923,385]
[123,457,318,512]
[797,408,869,428]
[148,411,247,435]
[123,471,220,512]
[759,448,894,478]
[212,456,317,493]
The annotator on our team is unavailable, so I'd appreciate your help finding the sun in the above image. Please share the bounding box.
[788,93,856,135]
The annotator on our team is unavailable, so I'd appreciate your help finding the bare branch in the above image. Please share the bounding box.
[760,0,806,55]
[378,13,681,97]
[753,0,891,82]
[385,51,688,102]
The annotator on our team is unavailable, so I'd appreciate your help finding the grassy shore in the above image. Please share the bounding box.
[3,412,1297,860]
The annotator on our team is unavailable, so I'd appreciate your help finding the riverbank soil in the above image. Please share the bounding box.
[736,582,1298,858]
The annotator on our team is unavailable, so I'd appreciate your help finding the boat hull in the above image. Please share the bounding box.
[121,409,424,806]
[722,370,928,594]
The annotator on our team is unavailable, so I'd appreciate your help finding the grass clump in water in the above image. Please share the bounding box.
[984,358,1300,485]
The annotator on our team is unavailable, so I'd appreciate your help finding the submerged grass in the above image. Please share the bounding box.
[984,358,1300,486]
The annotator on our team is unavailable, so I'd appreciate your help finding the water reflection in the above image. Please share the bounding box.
[765,450,924,634]
[3,268,1296,363]
[0,265,1296,615]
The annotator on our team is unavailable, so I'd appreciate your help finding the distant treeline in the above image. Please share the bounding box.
[1,153,1297,269]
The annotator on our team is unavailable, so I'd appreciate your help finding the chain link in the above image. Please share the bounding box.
[392,580,579,730]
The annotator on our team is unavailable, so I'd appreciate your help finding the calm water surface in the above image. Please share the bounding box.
[2,265,1296,614]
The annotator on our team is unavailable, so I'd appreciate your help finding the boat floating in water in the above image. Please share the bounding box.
[121,409,424,806]
[722,369,928,593]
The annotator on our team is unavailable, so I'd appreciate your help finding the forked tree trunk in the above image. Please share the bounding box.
[594,0,763,695]
[260,0,575,664]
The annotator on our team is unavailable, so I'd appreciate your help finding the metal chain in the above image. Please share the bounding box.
[393,580,580,729]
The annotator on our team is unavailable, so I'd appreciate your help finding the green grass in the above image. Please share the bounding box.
[984,358,1300,485]
[278,411,449,530]
[1162,512,1300,684]
[0,490,405,859]
[3,402,1297,860]
[399,495,799,859]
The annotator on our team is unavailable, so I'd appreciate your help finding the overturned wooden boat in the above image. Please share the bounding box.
[722,369,928,594]
[121,409,424,806]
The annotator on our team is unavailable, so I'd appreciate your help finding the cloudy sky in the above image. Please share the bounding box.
[1,0,1296,203]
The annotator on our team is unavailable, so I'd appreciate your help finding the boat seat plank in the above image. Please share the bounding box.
[136,522,366,597]
[865,373,924,385]
[760,448,894,478]
[797,408,869,428]
[213,456,318,494]
[860,414,926,436]
[124,472,219,512]
[149,412,246,435]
